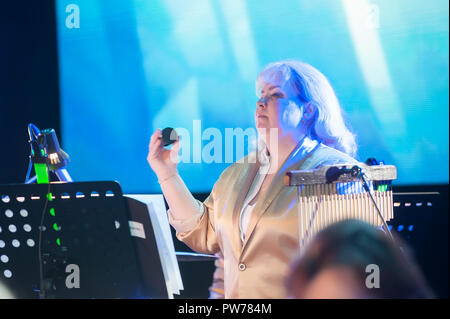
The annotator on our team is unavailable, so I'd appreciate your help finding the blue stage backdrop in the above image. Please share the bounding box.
[56,0,449,193]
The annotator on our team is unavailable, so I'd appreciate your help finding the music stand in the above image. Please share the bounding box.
[0,181,168,298]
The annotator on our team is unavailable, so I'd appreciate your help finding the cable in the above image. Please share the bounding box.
[25,157,32,183]
[37,181,51,299]
[26,123,41,183]
[37,132,50,299]
[24,124,54,297]
[28,123,40,140]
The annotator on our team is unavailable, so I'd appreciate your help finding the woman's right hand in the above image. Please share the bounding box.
[147,128,181,181]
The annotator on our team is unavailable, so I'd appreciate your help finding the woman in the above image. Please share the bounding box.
[287,219,433,299]
[148,60,358,298]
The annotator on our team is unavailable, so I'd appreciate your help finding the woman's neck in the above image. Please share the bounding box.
[264,130,306,170]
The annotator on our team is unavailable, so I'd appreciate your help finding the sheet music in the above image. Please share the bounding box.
[125,194,183,299]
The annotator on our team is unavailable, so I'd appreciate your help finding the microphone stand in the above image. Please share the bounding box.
[352,166,396,243]
[25,124,73,184]
[325,165,396,243]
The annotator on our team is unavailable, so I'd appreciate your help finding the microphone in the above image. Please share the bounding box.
[161,127,179,147]
[325,165,361,183]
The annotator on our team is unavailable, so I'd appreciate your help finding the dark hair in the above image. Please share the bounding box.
[287,219,434,298]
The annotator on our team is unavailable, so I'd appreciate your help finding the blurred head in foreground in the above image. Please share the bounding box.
[287,220,433,299]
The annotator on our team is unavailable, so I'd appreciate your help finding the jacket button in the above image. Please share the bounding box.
[238,263,246,271]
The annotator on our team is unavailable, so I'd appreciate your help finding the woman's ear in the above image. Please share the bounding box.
[302,102,316,121]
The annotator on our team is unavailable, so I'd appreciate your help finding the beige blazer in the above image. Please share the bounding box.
[173,141,357,298]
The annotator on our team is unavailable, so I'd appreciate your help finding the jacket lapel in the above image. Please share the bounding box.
[240,142,318,255]
[230,157,260,254]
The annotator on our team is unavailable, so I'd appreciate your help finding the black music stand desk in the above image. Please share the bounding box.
[0,181,182,299]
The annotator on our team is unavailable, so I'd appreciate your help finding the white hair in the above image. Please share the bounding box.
[256,60,357,157]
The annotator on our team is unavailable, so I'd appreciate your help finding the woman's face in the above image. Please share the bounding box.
[255,81,303,138]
